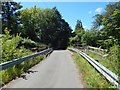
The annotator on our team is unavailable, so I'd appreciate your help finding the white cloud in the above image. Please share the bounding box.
[95,8,103,13]
[83,25,87,29]
[89,11,92,14]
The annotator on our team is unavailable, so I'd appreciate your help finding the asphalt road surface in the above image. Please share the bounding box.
[3,50,84,88]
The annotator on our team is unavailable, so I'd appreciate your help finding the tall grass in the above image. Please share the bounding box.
[0,55,44,86]
[72,52,116,88]
[84,45,119,75]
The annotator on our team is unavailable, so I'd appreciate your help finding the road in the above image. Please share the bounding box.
[3,50,84,88]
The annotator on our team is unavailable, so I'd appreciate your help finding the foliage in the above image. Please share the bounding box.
[92,2,120,46]
[74,20,84,34]
[70,2,120,84]
[92,14,103,30]
[19,6,41,41]
[72,52,115,88]
[1,30,30,62]
[19,38,38,49]
[70,2,120,50]
[0,30,44,86]
[108,45,120,75]
[81,30,100,47]
[0,55,44,86]
[85,47,119,75]
[1,29,40,63]
[2,2,72,49]
[70,20,84,46]
[2,29,23,62]
[2,2,22,34]
[19,6,72,49]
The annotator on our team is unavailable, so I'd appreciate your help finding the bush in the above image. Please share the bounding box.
[0,30,45,86]
[19,38,38,49]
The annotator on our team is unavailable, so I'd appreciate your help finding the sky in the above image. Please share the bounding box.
[20,2,109,30]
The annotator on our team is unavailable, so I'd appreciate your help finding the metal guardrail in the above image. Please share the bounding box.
[0,48,53,71]
[68,48,120,88]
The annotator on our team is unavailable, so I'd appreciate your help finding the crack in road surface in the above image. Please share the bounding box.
[3,50,84,88]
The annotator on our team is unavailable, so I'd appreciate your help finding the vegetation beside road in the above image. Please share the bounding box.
[72,52,116,88]
[69,2,120,77]
[2,2,72,49]
[84,45,119,75]
[0,30,45,86]
[1,1,120,88]
[1,2,72,86]
[70,2,120,49]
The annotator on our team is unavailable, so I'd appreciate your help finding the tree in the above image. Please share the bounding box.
[92,2,120,48]
[20,6,72,49]
[75,20,84,34]
[43,7,72,49]
[20,6,41,41]
[2,2,22,34]
[102,9,120,45]
[75,20,83,30]
[81,30,99,47]
[70,20,84,46]
[92,14,103,30]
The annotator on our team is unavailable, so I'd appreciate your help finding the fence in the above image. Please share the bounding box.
[0,48,53,71]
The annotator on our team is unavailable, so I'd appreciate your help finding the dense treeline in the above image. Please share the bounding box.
[70,2,120,76]
[1,1,120,87]
[1,2,73,83]
[70,2,120,49]
[2,2,72,49]
[92,2,120,48]
[1,2,72,86]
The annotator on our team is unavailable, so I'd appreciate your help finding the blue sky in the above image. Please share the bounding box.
[20,2,109,30]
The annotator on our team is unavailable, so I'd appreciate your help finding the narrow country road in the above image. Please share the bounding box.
[3,50,84,88]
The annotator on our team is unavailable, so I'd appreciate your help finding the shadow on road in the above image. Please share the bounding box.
[26,70,38,74]
[20,70,38,80]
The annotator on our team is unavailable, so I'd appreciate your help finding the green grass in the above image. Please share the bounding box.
[0,55,44,87]
[72,52,116,88]
[84,50,118,75]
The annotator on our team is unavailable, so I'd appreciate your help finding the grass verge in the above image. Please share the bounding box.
[71,52,116,88]
[85,50,118,75]
[0,55,44,87]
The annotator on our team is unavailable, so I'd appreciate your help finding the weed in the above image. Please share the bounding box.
[72,52,116,88]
